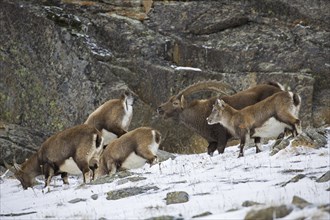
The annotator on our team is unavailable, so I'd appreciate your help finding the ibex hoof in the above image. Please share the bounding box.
[149,156,158,167]
[238,153,244,158]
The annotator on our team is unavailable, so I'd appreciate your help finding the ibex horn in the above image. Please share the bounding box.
[3,160,17,173]
[13,156,22,171]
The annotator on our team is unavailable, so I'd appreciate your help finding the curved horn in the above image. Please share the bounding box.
[13,157,22,171]
[3,160,17,173]
[175,80,236,98]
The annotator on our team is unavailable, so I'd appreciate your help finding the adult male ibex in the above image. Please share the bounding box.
[85,91,134,145]
[207,91,302,157]
[5,124,104,189]
[157,80,284,156]
[95,127,161,178]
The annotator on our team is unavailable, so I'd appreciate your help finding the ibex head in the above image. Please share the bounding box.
[207,99,227,125]
[157,94,186,119]
[4,158,36,189]
[157,80,235,119]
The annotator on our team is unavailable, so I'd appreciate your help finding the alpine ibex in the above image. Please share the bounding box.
[95,127,161,178]
[85,91,134,145]
[207,91,302,157]
[157,80,284,156]
[4,124,104,189]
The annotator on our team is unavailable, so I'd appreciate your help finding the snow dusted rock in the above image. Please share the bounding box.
[270,138,291,156]
[68,198,87,204]
[192,211,212,218]
[165,191,189,205]
[157,150,176,162]
[281,174,306,187]
[145,215,182,220]
[244,205,293,220]
[318,204,330,214]
[305,127,328,147]
[316,171,330,183]
[292,196,311,209]
[291,133,318,148]
[106,186,159,200]
[242,200,263,207]
[91,194,98,200]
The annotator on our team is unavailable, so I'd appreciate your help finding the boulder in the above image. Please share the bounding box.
[106,186,159,200]
[165,191,189,205]
[292,195,311,208]
[244,205,293,220]
[316,171,330,183]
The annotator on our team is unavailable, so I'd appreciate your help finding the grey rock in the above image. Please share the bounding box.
[318,204,330,213]
[116,176,147,185]
[242,200,263,207]
[106,186,159,200]
[91,194,98,200]
[305,127,328,148]
[68,198,87,204]
[192,211,212,218]
[166,191,189,205]
[270,138,290,156]
[244,205,293,220]
[281,174,306,187]
[292,195,311,208]
[157,150,176,162]
[90,175,116,185]
[316,171,330,183]
[144,216,179,220]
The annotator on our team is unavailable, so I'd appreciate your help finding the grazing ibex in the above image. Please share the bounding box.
[85,91,134,145]
[5,124,104,189]
[157,80,284,156]
[207,91,302,157]
[95,127,161,178]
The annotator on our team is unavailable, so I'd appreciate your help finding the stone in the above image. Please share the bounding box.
[68,198,87,204]
[244,205,293,220]
[305,127,328,148]
[157,150,176,162]
[281,174,306,187]
[291,133,318,149]
[316,171,330,183]
[91,194,98,200]
[192,212,212,218]
[292,195,311,208]
[106,186,159,200]
[270,138,290,156]
[144,216,177,220]
[242,200,263,207]
[165,191,189,205]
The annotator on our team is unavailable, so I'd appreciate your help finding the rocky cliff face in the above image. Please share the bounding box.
[0,0,329,163]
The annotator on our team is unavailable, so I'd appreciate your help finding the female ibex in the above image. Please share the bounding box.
[207,91,302,157]
[5,124,104,189]
[157,80,284,156]
[95,127,161,178]
[85,91,134,146]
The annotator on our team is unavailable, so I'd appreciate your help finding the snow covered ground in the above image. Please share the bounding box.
[1,133,329,220]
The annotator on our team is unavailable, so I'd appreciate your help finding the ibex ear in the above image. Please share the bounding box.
[180,95,187,108]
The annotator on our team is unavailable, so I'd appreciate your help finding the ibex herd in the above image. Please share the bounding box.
[5,79,302,190]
